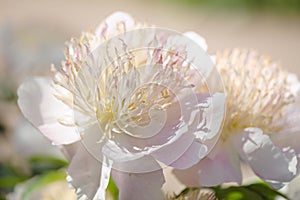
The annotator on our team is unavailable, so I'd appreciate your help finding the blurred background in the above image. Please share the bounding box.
[0,0,300,199]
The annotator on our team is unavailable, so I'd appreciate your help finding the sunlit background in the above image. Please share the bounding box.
[1,0,300,199]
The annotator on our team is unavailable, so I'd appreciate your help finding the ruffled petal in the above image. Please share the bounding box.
[234,127,298,189]
[66,143,100,199]
[151,132,195,168]
[152,93,225,169]
[17,77,80,145]
[169,140,208,169]
[67,142,112,200]
[173,139,242,187]
[194,92,226,141]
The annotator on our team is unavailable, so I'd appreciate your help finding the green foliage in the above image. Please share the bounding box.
[1,155,119,199]
[211,183,290,200]
[165,0,300,14]
[175,183,290,200]
[0,164,27,199]
[0,80,16,102]
[0,155,69,199]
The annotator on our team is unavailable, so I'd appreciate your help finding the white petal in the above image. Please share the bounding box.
[95,11,135,37]
[112,167,165,200]
[172,165,200,187]
[17,77,80,145]
[166,33,213,81]
[194,92,226,141]
[183,31,208,51]
[169,141,208,169]
[173,139,242,187]
[199,140,242,186]
[67,143,100,199]
[105,98,187,164]
[151,92,225,168]
[94,156,113,200]
[65,125,115,199]
[234,127,298,189]
[102,139,144,163]
[113,155,163,174]
[151,131,195,168]
[271,132,300,174]
[286,73,300,97]
[61,142,81,161]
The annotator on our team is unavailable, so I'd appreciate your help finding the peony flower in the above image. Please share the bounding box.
[17,12,226,199]
[174,49,300,189]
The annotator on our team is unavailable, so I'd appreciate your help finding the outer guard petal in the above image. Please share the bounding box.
[17,77,80,145]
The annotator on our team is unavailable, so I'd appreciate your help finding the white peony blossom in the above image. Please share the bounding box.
[17,12,226,199]
[174,49,300,189]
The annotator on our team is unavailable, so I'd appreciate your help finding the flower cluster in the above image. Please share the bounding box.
[17,11,300,200]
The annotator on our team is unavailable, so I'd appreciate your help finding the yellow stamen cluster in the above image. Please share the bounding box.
[52,31,200,141]
[216,49,299,140]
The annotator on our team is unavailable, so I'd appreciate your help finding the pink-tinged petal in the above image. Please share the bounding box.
[183,31,208,51]
[102,96,186,164]
[173,139,242,187]
[113,155,164,174]
[151,132,195,168]
[169,141,208,169]
[102,139,145,163]
[286,73,300,97]
[198,142,242,186]
[67,142,112,200]
[195,92,226,141]
[64,125,118,199]
[273,88,300,135]
[234,127,298,189]
[95,12,135,38]
[151,93,225,169]
[61,142,80,161]
[165,33,214,81]
[94,156,113,200]
[66,143,101,199]
[172,164,200,187]
[271,133,300,176]
[112,167,165,200]
[17,77,80,145]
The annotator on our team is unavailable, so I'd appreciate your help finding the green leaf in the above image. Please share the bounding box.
[246,183,289,200]
[215,186,264,200]
[211,182,290,200]
[107,177,119,200]
[0,177,27,188]
[0,156,69,197]
[0,164,29,190]
[28,155,69,175]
